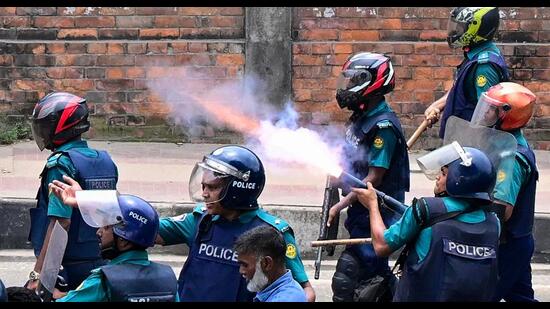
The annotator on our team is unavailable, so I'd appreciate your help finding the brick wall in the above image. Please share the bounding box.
[1,7,549,148]
[0,7,245,142]
[292,7,550,150]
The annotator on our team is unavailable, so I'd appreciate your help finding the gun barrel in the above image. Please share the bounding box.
[338,171,408,215]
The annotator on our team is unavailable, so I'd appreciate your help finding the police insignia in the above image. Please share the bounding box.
[476,75,487,87]
[373,136,384,149]
[286,244,297,259]
[497,170,506,183]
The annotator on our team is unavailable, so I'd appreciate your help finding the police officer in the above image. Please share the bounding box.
[353,143,500,301]
[46,184,178,302]
[156,145,315,302]
[27,92,119,291]
[424,7,509,138]
[234,225,307,302]
[327,52,410,302]
[469,82,539,302]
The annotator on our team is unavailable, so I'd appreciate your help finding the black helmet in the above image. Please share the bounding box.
[31,92,90,151]
[447,7,500,49]
[335,52,395,112]
[189,145,265,210]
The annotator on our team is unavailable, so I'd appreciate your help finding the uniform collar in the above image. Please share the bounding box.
[54,139,88,152]
[365,99,391,118]
[109,250,149,265]
[253,270,294,302]
[466,41,497,60]
[212,208,259,224]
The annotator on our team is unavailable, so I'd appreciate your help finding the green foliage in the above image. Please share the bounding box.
[0,116,32,145]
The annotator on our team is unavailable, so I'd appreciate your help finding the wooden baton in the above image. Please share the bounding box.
[406,119,430,149]
[311,238,372,247]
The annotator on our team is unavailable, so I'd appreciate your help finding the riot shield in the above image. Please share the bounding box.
[39,221,68,300]
[418,116,517,187]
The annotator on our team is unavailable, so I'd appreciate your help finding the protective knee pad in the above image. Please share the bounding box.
[332,251,362,302]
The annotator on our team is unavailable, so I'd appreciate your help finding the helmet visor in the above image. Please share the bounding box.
[417,141,470,180]
[75,190,123,228]
[471,92,504,128]
[336,69,372,93]
[447,18,468,47]
[31,120,49,151]
[188,160,232,204]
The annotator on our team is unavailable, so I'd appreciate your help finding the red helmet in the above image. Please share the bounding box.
[31,92,90,151]
[335,52,395,111]
[471,82,536,131]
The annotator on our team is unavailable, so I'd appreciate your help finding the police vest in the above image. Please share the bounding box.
[101,261,178,302]
[439,51,509,138]
[394,197,499,302]
[177,207,294,302]
[29,148,118,260]
[504,145,538,239]
[343,110,410,225]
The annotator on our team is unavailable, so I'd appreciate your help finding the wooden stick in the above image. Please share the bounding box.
[311,238,372,247]
[407,119,430,149]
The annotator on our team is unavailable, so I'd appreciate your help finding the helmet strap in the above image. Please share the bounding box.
[100,235,122,260]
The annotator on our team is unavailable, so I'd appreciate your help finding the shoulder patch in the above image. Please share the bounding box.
[476,75,487,87]
[373,136,384,149]
[286,243,297,259]
[477,51,489,64]
[496,169,506,183]
[257,209,291,234]
[376,120,393,129]
[46,153,62,169]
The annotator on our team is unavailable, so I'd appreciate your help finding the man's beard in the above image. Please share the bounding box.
[246,259,269,292]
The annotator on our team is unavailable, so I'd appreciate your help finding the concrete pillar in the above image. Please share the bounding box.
[245,7,292,108]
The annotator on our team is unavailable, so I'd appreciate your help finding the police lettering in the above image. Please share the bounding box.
[129,211,148,224]
[85,179,116,190]
[198,243,238,262]
[232,180,256,190]
[443,239,496,260]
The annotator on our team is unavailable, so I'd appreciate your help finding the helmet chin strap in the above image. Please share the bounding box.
[100,235,123,260]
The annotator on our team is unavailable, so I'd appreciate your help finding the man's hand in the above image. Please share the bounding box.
[25,279,39,291]
[48,175,82,208]
[424,106,441,127]
[351,182,378,210]
[326,203,340,227]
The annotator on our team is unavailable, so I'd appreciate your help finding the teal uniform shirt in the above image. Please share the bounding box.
[493,130,531,206]
[159,206,309,283]
[46,140,106,218]
[363,100,398,169]
[464,41,504,102]
[57,250,179,302]
[383,197,500,262]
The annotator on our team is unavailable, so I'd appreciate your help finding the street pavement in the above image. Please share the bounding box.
[1,140,549,213]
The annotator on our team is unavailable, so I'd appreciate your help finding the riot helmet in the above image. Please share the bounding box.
[76,191,159,248]
[471,82,536,131]
[189,145,265,210]
[447,7,500,49]
[31,92,90,151]
[417,142,495,202]
[335,52,395,112]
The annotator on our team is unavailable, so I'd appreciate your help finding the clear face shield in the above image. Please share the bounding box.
[470,92,507,128]
[75,190,123,228]
[417,141,472,180]
[336,69,372,93]
[432,116,517,182]
[189,156,250,204]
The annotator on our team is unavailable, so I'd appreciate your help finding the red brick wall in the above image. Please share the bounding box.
[0,7,245,142]
[292,7,550,149]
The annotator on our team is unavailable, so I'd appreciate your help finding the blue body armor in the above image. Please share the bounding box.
[394,197,499,301]
[439,51,509,138]
[101,261,178,302]
[504,145,538,240]
[177,208,293,302]
[29,149,118,260]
